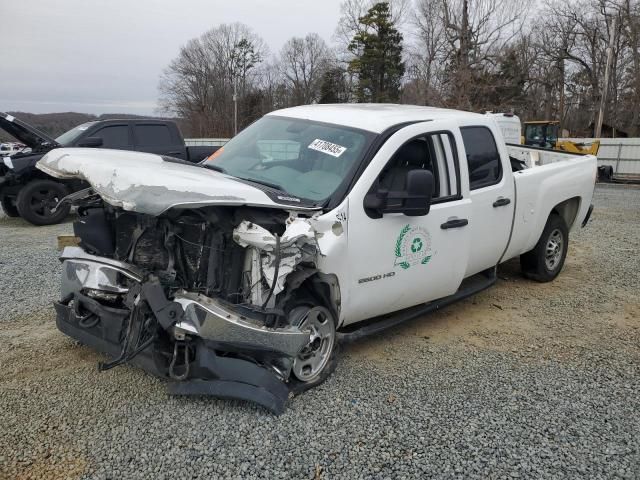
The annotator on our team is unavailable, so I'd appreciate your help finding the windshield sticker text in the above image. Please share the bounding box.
[394,224,433,270]
[308,139,347,158]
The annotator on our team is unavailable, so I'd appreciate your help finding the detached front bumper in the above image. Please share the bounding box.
[55,247,310,413]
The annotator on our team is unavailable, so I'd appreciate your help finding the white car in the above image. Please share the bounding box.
[0,142,26,156]
[38,104,596,413]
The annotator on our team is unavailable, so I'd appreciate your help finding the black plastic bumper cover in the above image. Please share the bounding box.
[54,300,290,414]
[581,204,594,228]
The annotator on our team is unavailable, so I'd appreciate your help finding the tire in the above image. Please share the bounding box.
[0,196,19,217]
[16,180,71,226]
[520,213,569,282]
[288,305,340,395]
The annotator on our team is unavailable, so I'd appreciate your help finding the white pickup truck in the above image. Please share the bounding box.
[38,104,596,413]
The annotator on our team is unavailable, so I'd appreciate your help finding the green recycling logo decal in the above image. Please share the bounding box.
[394,224,433,270]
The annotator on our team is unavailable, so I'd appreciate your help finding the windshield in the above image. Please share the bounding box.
[204,116,374,202]
[55,122,97,146]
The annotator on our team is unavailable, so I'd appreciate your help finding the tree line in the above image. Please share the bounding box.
[158,0,640,138]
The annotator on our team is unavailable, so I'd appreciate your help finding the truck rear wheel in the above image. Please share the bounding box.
[16,180,71,226]
[520,213,569,282]
[1,197,19,217]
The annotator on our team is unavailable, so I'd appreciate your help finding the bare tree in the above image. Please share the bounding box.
[156,0,640,137]
[619,0,640,134]
[159,23,267,137]
[279,33,331,105]
[405,0,449,105]
[439,0,529,109]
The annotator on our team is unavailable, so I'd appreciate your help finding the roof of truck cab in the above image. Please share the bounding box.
[267,104,486,133]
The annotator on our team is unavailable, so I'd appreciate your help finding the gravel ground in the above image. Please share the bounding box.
[1,184,639,480]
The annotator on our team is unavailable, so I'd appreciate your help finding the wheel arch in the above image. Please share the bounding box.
[550,196,581,230]
[279,270,342,327]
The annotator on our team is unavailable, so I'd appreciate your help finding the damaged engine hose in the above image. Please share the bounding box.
[262,233,280,309]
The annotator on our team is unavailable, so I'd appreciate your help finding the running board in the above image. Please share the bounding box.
[337,268,497,343]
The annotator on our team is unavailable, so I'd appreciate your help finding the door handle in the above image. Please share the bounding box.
[167,150,182,155]
[493,197,511,207]
[440,218,468,229]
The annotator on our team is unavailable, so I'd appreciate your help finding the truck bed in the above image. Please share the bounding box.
[501,144,597,262]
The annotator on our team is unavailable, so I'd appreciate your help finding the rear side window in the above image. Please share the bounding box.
[135,124,173,146]
[461,126,502,190]
[91,125,130,148]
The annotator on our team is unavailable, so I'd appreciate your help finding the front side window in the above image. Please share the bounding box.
[204,116,374,202]
[375,132,460,208]
[461,126,502,190]
[92,125,130,148]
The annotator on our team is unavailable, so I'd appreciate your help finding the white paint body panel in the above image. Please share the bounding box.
[486,113,522,145]
[502,148,597,261]
[269,104,486,133]
[344,120,472,324]
[460,118,515,277]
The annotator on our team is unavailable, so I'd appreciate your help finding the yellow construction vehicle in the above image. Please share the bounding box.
[522,120,600,155]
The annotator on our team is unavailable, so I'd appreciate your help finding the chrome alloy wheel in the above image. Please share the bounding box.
[545,228,564,271]
[291,306,336,383]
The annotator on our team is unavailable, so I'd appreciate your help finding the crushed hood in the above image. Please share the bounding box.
[36,148,319,216]
[0,112,59,149]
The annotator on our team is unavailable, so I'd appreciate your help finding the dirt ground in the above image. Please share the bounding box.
[1,184,639,479]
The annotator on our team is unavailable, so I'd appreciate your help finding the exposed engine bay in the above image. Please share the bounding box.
[55,193,340,413]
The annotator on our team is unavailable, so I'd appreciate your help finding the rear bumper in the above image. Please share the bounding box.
[55,246,309,413]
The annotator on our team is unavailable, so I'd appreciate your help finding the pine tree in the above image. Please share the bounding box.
[348,2,405,103]
[319,67,349,103]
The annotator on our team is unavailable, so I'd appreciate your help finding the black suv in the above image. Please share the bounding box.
[0,113,220,225]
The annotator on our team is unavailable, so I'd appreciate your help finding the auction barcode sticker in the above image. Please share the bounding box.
[308,139,347,158]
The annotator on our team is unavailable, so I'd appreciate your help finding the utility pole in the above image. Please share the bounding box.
[558,57,565,134]
[233,78,238,136]
[595,16,616,139]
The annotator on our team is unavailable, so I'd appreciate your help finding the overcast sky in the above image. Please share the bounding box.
[1,0,344,115]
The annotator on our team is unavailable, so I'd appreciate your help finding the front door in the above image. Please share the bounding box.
[345,122,472,325]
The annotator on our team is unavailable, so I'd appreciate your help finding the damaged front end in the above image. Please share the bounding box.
[55,200,338,414]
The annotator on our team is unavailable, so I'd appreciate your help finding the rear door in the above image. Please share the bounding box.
[345,121,472,325]
[460,125,515,276]
[133,123,186,159]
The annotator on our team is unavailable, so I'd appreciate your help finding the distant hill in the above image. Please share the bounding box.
[0,111,190,143]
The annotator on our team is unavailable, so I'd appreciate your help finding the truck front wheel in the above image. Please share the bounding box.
[0,196,20,217]
[288,305,339,394]
[16,180,71,226]
[520,213,569,282]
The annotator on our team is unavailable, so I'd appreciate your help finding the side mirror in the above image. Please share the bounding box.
[77,137,103,148]
[404,169,434,216]
[364,169,434,218]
